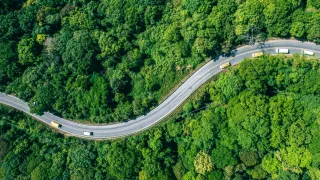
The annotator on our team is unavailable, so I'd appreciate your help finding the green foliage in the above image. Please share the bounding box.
[1,0,320,124]
[277,170,299,180]
[105,142,140,179]
[211,69,243,103]
[1,0,320,178]
[308,168,320,180]
[0,0,23,13]
[249,166,267,179]
[235,0,265,36]
[183,171,196,180]
[263,1,292,37]
[36,34,47,44]
[18,5,38,33]
[67,145,95,170]
[50,152,66,178]
[183,102,193,113]
[307,12,320,43]
[280,146,312,172]
[27,156,43,173]
[18,38,39,65]
[31,161,51,180]
[290,22,305,38]
[261,154,281,179]
[30,85,54,114]
[194,151,213,175]
[211,145,237,169]
[63,10,96,30]
[207,170,223,180]
[239,151,258,167]
[0,41,19,87]
[309,0,320,8]
[0,137,10,163]
[1,56,320,179]
[173,160,186,180]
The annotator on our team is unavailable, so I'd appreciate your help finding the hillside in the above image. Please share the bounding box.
[1,55,320,179]
[1,0,320,123]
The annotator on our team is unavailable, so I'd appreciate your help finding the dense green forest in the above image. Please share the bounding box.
[0,0,320,123]
[1,55,320,179]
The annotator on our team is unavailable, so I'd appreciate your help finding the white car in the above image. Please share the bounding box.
[83,132,93,136]
[302,50,315,56]
[276,49,289,54]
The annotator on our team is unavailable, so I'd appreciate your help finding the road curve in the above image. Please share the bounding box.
[1,40,320,139]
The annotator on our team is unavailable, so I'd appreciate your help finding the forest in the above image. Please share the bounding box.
[1,55,320,179]
[0,0,320,123]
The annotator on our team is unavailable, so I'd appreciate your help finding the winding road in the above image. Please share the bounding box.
[1,40,320,139]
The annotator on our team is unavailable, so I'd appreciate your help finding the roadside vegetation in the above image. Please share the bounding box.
[1,55,320,179]
[0,0,320,123]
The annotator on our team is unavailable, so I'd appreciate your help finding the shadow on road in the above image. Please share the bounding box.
[212,50,238,62]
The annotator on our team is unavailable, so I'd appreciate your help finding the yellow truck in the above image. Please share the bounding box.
[51,121,61,128]
[252,52,263,58]
[219,62,231,69]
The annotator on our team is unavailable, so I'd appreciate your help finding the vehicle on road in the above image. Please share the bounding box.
[0,40,319,140]
[276,49,289,54]
[252,52,264,57]
[219,62,231,69]
[83,132,93,136]
[51,121,61,128]
[302,50,315,56]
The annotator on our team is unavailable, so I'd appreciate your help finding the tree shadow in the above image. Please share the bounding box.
[222,49,237,58]
[212,50,238,62]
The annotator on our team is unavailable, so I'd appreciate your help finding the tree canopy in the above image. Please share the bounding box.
[1,55,320,179]
[0,0,319,123]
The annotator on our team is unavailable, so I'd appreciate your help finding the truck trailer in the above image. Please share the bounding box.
[51,121,61,128]
[302,50,315,56]
[219,62,231,69]
[276,49,289,54]
[252,52,264,57]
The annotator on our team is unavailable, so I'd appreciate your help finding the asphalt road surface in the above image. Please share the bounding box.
[1,39,320,139]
